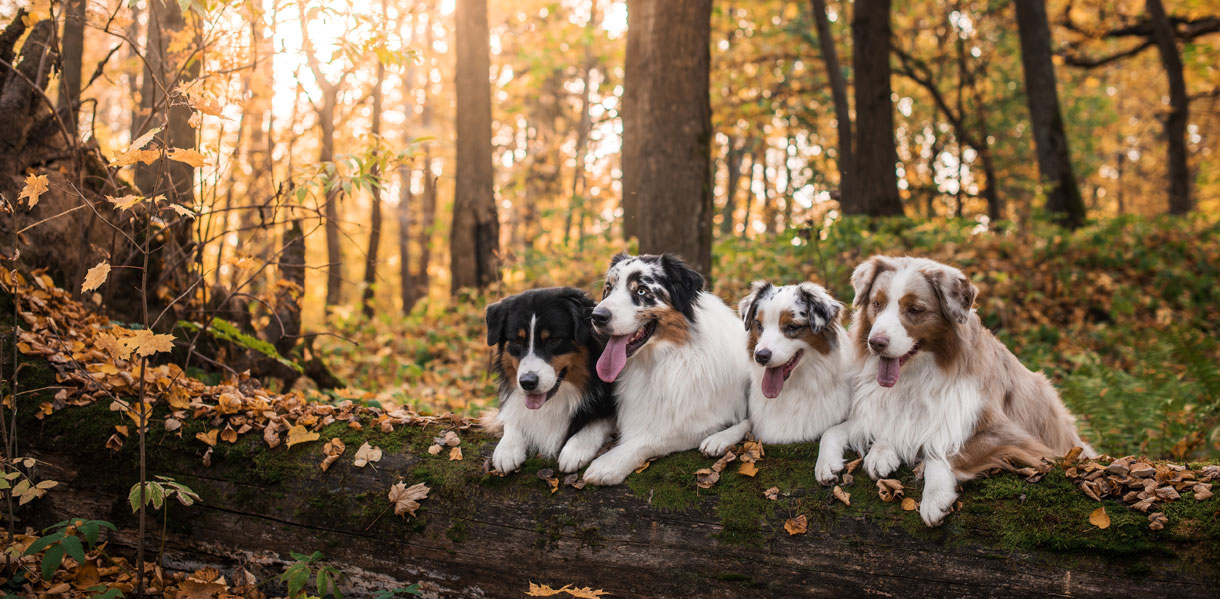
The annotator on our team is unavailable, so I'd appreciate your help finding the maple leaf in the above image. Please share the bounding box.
[784,515,807,535]
[525,583,571,597]
[18,173,49,208]
[169,203,197,219]
[106,194,145,210]
[1089,507,1111,529]
[111,128,162,167]
[388,481,429,517]
[81,261,111,293]
[125,329,175,358]
[353,442,382,467]
[566,587,611,598]
[167,148,208,168]
[128,127,161,152]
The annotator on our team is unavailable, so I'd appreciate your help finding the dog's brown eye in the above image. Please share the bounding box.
[872,300,881,308]
[908,305,923,314]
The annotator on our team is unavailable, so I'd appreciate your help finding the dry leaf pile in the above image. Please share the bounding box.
[526,582,611,598]
[1064,455,1217,527]
[695,439,765,490]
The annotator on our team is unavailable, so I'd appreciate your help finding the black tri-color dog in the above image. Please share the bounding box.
[486,287,616,474]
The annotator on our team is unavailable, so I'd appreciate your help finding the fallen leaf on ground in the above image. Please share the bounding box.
[833,485,851,506]
[901,497,918,511]
[1089,506,1110,529]
[634,461,650,473]
[195,429,218,447]
[389,482,429,517]
[285,424,319,448]
[526,582,570,597]
[738,461,758,477]
[764,487,779,500]
[566,587,610,598]
[438,430,460,447]
[1148,511,1168,530]
[449,446,463,461]
[694,468,719,489]
[846,458,862,474]
[877,479,904,502]
[784,515,807,535]
[320,438,346,471]
[427,444,443,455]
[354,442,382,467]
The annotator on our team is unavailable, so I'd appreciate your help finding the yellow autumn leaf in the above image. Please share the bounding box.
[1089,506,1111,529]
[125,329,175,358]
[18,173,49,208]
[127,127,161,152]
[784,514,807,535]
[169,203,197,219]
[525,582,570,597]
[449,446,463,461]
[196,429,218,446]
[737,461,758,477]
[167,148,207,168]
[285,424,320,448]
[220,425,238,444]
[81,261,111,293]
[901,497,918,511]
[106,194,144,210]
[566,587,611,599]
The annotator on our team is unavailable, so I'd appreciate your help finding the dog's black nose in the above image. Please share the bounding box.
[591,307,611,327]
[754,349,772,365]
[868,334,889,353]
[519,372,539,391]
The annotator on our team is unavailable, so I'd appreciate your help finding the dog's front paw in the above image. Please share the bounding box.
[492,441,526,474]
[919,485,957,527]
[581,455,634,486]
[814,453,845,486]
[558,440,598,473]
[863,446,900,479]
[699,429,739,457]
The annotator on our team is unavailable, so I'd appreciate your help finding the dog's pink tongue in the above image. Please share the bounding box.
[761,367,786,399]
[877,357,901,388]
[525,393,547,409]
[596,335,631,382]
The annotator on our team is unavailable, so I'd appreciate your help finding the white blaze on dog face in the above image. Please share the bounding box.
[867,268,925,359]
[517,315,560,398]
[740,281,841,399]
[597,257,666,335]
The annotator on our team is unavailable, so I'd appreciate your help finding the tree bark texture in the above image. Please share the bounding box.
[1015,0,1086,229]
[362,21,387,319]
[57,0,85,131]
[621,0,714,277]
[848,0,904,217]
[450,0,499,293]
[1145,0,1192,214]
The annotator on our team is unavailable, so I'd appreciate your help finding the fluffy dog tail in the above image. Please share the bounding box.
[477,407,503,437]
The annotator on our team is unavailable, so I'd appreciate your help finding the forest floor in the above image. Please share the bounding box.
[3,215,1220,597]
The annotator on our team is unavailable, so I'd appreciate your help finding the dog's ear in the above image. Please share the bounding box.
[797,282,842,333]
[485,298,508,346]
[557,287,595,341]
[737,280,772,330]
[609,252,631,270]
[924,264,977,325]
[660,253,704,320]
[850,256,894,309]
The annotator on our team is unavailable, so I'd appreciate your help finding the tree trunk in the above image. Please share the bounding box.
[848,0,904,217]
[418,150,436,299]
[564,24,598,246]
[1146,0,1191,214]
[1015,0,1086,229]
[134,0,197,207]
[621,0,714,277]
[16,395,1220,599]
[362,16,387,318]
[450,0,499,293]
[57,0,85,132]
[810,0,854,212]
[320,93,344,306]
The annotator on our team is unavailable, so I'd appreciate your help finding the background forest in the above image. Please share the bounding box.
[3,0,1220,463]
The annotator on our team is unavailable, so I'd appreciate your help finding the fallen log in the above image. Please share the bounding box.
[15,391,1220,599]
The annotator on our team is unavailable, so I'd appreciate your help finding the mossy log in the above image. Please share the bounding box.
[16,396,1220,599]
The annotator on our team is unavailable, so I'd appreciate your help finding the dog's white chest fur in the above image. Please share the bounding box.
[749,338,852,444]
[616,293,750,447]
[497,384,582,458]
[848,354,982,462]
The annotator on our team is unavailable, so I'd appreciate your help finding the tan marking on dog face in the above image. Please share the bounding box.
[643,305,690,346]
[747,307,763,357]
[855,284,891,357]
[540,330,551,341]
[500,350,520,384]
[779,309,834,355]
[516,328,527,341]
[550,346,589,391]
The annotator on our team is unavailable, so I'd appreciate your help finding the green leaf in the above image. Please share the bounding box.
[24,532,64,556]
[40,544,64,580]
[60,535,85,565]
